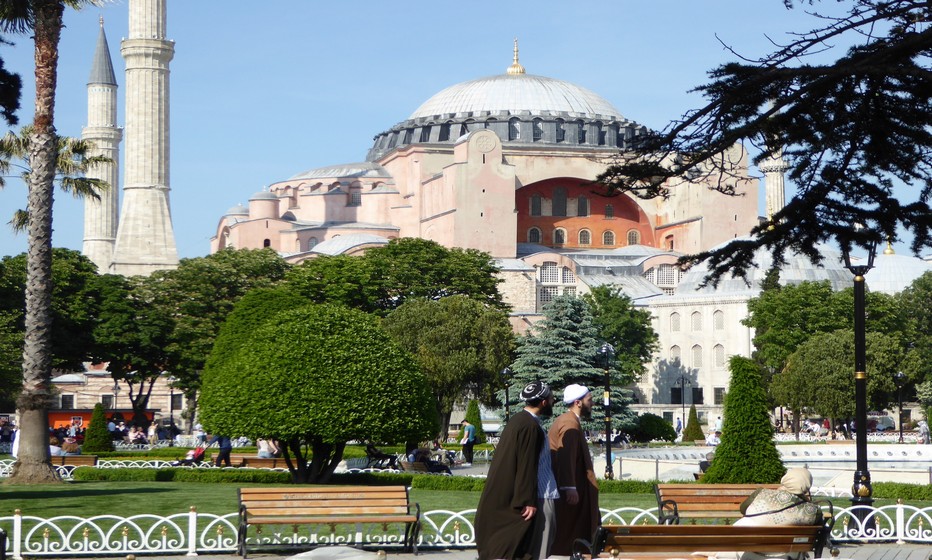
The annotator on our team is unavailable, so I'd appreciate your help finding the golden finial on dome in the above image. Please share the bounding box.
[883,240,895,255]
[507,38,526,75]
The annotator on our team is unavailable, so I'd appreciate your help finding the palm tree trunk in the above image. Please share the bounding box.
[9,0,65,484]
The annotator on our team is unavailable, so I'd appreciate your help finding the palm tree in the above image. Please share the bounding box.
[0,0,100,484]
[1,125,110,229]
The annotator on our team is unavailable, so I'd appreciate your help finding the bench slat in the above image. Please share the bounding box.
[247,506,411,516]
[248,515,418,525]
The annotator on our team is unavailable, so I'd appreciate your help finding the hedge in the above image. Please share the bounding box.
[71,467,291,484]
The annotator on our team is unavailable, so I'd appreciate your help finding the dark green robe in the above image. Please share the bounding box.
[475,409,544,560]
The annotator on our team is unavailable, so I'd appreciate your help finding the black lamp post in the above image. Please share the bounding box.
[842,240,877,518]
[894,371,906,444]
[500,367,512,423]
[167,375,177,447]
[599,342,615,480]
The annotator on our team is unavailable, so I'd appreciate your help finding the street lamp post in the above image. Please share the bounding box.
[167,375,177,447]
[599,342,615,480]
[500,367,512,423]
[111,380,120,410]
[842,240,877,522]
[894,371,906,444]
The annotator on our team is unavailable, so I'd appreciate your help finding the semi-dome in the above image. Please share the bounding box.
[408,73,622,121]
[249,191,278,201]
[868,247,931,294]
[225,203,248,216]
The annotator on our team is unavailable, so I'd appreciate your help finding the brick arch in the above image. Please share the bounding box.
[515,177,653,249]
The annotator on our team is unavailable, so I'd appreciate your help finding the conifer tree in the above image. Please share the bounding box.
[682,404,705,443]
[463,399,486,444]
[702,356,784,484]
[508,296,635,431]
[81,403,113,453]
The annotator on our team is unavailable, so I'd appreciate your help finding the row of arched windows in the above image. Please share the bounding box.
[670,310,726,332]
[670,344,727,369]
[527,227,640,246]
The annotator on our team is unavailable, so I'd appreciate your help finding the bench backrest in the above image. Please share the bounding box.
[239,486,412,518]
[52,455,98,466]
[656,483,779,521]
[594,524,823,556]
[400,461,429,473]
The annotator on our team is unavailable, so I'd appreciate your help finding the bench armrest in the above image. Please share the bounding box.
[658,499,679,525]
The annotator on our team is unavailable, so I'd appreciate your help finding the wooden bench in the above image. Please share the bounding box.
[399,460,430,473]
[229,454,287,469]
[655,483,779,524]
[584,523,830,558]
[237,486,420,558]
[51,455,98,467]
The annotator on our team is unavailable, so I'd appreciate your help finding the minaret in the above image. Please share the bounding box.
[759,148,789,223]
[82,17,121,272]
[110,0,178,276]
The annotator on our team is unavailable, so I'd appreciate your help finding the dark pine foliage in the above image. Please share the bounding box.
[81,403,114,453]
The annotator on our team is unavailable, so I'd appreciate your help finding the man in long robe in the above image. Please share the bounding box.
[548,384,600,556]
[475,381,552,560]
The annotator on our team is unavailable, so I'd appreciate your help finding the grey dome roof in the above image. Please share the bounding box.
[249,191,278,201]
[867,251,931,295]
[409,73,623,120]
[225,204,248,216]
[674,240,852,297]
[288,161,391,181]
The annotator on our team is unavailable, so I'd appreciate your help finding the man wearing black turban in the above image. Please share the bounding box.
[475,380,553,560]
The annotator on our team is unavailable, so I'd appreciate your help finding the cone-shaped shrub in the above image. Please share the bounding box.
[82,403,114,453]
[682,404,704,442]
[702,356,785,483]
[463,399,487,444]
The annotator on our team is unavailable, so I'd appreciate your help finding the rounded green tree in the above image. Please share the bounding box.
[199,303,437,483]
[633,412,676,443]
[682,404,705,443]
[702,356,785,484]
[81,403,114,453]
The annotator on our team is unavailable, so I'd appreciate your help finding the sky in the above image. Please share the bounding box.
[0,0,916,261]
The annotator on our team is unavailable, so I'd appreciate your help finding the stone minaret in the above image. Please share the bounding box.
[759,148,789,223]
[81,18,121,272]
[109,0,178,276]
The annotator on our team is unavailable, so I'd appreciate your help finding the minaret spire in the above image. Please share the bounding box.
[82,18,121,272]
[110,0,178,276]
[506,38,526,75]
[759,148,788,223]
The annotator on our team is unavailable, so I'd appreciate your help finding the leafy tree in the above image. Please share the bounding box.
[632,413,676,443]
[702,357,784,484]
[0,312,22,410]
[140,248,290,397]
[3,0,99,485]
[596,0,932,283]
[90,274,174,427]
[285,255,378,311]
[682,404,705,442]
[199,303,437,483]
[462,399,487,444]
[509,296,635,431]
[81,402,113,453]
[780,330,902,421]
[898,271,932,384]
[382,295,514,436]
[769,359,817,438]
[582,285,658,382]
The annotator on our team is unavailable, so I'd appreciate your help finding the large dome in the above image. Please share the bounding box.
[408,73,622,121]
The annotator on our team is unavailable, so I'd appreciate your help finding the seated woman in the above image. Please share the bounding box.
[49,436,64,456]
[735,468,821,527]
[410,447,451,475]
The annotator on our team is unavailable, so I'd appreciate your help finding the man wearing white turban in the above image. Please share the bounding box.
[547,384,599,555]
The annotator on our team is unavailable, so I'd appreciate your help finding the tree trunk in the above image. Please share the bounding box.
[8,0,66,485]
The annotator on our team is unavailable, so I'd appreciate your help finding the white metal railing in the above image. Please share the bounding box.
[3,502,932,558]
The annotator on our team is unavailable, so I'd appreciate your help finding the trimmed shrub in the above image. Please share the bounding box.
[682,405,704,442]
[873,482,932,501]
[702,356,784,483]
[463,400,487,444]
[82,403,114,453]
[632,413,676,443]
[71,467,291,484]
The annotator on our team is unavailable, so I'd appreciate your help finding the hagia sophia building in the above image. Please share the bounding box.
[72,0,929,429]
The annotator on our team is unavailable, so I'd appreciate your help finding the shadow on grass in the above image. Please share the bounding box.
[0,484,174,501]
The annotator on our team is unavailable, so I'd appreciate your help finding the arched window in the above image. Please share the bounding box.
[603,230,615,246]
[419,126,431,142]
[713,310,725,330]
[670,312,681,332]
[540,262,559,283]
[691,311,702,331]
[670,345,681,363]
[714,344,726,368]
[578,229,591,245]
[562,267,576,283]
[528,227,541,243]
[692,345,703,368]
[508,118,520,141]
[604,204,614,219]
[347,187,362,207]
[595,121,605,145]
[555,119,565,142]
[577,196,589,217]
[577,120,587,143]
[552,187,567,216]
[438,122,451,142]
[402,128,413,144]
[308,237,318,250]
[553,228,566,245]
[459,123,468,137]
[532,118,543,142]
[530,194,542,216]
[263,239,271,248]
[627,229,640,245]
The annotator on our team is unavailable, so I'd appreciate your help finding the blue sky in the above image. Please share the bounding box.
[0,0,913,261]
